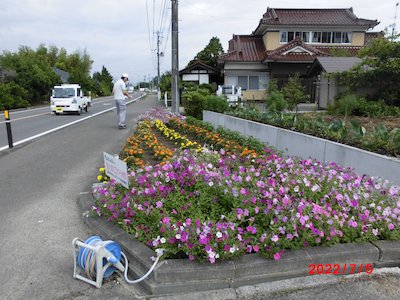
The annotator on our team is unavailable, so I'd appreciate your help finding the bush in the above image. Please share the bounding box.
[0,82,29,110]
[266,91,287,113]
[182,90,206,119]
[281,74,309,111]
[328,95,360,116]
[328,95,400,118]
[204,95,229,113]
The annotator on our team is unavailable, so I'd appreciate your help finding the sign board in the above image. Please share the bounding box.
[103,152,129,189]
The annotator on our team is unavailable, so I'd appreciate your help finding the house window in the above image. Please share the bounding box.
[231,75,269,90]
[249,76,259,90]
[312,31,322,43]
[343,32,352,43]
[281,30,352,44]
[280,31,288,43]
[238,76,248,90]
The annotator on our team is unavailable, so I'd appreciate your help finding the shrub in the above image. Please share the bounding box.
[333,94,360,117]
[182,90,206,119]
[0,82,29,110]
[265,91,287,113]
[281,74,309,111]
[204,95,229,113]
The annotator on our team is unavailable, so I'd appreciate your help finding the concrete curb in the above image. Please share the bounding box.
[78,192,400,297]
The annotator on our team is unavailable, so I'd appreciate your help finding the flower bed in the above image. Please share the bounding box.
[93,107,400,264]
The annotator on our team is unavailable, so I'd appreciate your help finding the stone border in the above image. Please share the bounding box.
[203,111,400,185]
[78,192,400,297]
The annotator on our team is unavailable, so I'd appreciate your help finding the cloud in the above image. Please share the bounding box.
[0,0,397,83]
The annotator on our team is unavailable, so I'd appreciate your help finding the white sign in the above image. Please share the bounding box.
[103,152,129,189]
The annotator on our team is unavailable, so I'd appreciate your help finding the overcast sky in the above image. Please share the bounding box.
[0,0,398,83]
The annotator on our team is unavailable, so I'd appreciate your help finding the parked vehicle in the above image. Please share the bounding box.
[50,84,91,115]
[216,85,243,107]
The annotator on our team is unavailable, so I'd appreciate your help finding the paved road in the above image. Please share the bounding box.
[0,93,142,150]
[0,94,162,300]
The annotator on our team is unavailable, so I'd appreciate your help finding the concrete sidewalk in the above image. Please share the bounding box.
[78,189,400,299]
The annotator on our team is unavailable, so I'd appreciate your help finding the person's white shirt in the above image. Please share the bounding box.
[113,79,127,100]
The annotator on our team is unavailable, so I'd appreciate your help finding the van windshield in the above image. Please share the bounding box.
[53,88,75,98]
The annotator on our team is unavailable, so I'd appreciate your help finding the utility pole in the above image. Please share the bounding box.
[171,0,180,113]
[156,31,161,91]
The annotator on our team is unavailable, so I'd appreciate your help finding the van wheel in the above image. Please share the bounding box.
[85,105,88,112]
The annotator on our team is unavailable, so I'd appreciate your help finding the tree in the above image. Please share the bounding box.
[187,37,224,69]
[0,44,98,108]
[338,36,400,106]
[0,46,61,105]
[281,73,309,112]
[159,71,172,94]
[93,66,113,96]
[265,79,287,113]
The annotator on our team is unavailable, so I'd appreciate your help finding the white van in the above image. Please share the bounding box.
[50,84,91,115]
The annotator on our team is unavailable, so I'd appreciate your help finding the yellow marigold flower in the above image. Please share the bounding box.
[97,175,103,181]
[99,167,105,173]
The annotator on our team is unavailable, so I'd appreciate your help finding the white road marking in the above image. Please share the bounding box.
[0,112,50,124]
[0,94,145,152]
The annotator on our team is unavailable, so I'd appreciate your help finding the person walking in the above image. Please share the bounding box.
[113,73,132,129]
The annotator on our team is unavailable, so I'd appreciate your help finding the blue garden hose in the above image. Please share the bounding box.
[78,236,121,279]
[75,235,164,285]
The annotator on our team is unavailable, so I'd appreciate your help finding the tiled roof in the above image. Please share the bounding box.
[313,57,362,73]
[264,37,329,62]
[253,8,379,34]
[219,35,266,62]
[179,60,218,75]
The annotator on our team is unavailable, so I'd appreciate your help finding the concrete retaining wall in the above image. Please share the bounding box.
[203,111,400,185]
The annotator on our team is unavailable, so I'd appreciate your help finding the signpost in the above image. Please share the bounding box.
[103,152,129,189]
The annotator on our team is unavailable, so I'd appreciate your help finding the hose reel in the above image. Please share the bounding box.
[72,236,163,288]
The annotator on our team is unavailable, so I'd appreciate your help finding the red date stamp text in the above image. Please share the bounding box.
[308,263,374,275]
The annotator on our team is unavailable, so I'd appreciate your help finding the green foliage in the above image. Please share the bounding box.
[0,46,61,105]
[337,37,400,106]
[328,94,400,118]
[159,72,172,95]
[203,95,229,113]
[0,82,29,110]
[265,79,287,113]
[266,91,287,113]
[187,37,224,69]
[333,94,360,118]
[182,90,207,119]
[227,107,400,157]
[0,44,102,108]
[281,74,309,111]
[92,66,113,96]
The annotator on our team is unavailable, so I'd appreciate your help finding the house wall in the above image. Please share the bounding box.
[352,32,365,46]
[318,75,337,109]
[224,62,269,100]
[264,31,280,51]
[182,74,209,84]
